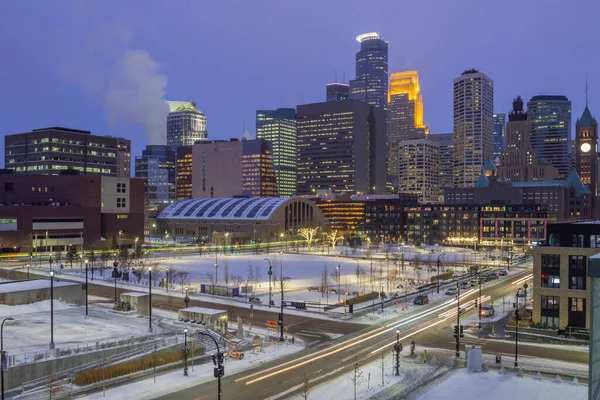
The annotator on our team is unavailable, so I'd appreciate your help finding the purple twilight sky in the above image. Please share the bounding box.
[1,0,599,167]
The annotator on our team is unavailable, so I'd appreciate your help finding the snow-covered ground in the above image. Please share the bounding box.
[414,369,586,400]
[2,300,165,364]
[72,340,306,400]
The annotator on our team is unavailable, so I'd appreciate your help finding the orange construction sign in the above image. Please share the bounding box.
[267,321,278,327]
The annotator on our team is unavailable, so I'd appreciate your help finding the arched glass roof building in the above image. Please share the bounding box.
[157,197,328,244]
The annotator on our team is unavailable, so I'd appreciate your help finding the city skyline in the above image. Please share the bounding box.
[0,1,598,167]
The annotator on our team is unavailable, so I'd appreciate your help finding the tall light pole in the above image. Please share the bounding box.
[198,331,223,400]
[477,270,482,329]
[113,258,119,304]
[514,287,525,367]
[336,265,341,303]
[264,258,273,308]
[394,328,402,376]
[279,277,291,342]
[166,267,170,293]
[26,264,29,281]
[436,253,445,294]
[455,282,461,357]
[49,271,55,350]
[148,267,153,333]
[135,237,139,265]
[1,317,14,400]
[118,230,122,256]
[85,259,89,317]
[183,328,188,376]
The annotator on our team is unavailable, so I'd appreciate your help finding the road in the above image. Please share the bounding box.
[148,267,586,400]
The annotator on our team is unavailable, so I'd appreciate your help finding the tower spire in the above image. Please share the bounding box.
[586,74,589,107]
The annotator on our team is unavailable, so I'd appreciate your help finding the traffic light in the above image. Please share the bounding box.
[474,299,478,308]
[278,313,283,323]
[217,352,224,364]
[459,325,464,338]
[453,325,459,337]
[219,365,225,377]
[212,354,217,366]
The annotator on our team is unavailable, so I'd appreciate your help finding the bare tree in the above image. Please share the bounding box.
[131,266,146,284]
[330,268,341,295]
[229,274,244,288]
[380,351,386,386]
[318,263,329,297]
[359,267,368,294]
[151,266,162,287]
[297,227,319,250]
[254,264,262,292]
[166,267,178,290]
[348,359,364,400]
[245,264,255,298]
[206,272,215,285]
[300,373,311,400]
[325,230,344,249]
[174,269,191,293]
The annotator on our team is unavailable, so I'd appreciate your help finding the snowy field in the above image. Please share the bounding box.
[2,300,165,363]
[415,369,586,400]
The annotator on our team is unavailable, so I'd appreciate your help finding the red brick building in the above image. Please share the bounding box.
[0,170,144,253]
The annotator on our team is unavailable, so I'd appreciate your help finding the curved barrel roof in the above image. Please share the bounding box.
[157,198,289,221]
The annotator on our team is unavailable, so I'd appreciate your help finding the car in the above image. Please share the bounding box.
[498,270,508,276]
[469,280,478,287]
[414,295,429,305]
[445,287,458,296]
[488,272,499,280]
[480,305,495,317]
[307,287,320,292]
[248,297,262,304]
[459,281,469,289]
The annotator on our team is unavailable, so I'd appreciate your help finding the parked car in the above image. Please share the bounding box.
[480,305,495,317]
[498,270,508,276]
[469,279,478,287]
[488,272,500,280]
[459,281,469,290]
[308,287,320,292]
[445,287,458,296]
[414,295,429,305]
[248,297,262,304]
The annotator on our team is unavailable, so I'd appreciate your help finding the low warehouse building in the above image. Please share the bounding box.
[0,279,84,305]
[156,197,329,244]
[119,292,150,315]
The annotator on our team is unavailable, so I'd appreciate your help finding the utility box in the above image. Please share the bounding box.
[467,346,482,372]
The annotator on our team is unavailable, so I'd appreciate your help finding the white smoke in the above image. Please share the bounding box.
[242,128,255,140]
[105,49,169,144]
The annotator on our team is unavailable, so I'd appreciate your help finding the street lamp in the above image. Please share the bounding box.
[1,317,14,400]
[436,253,445,294]
[394,328,402,376]
[26,264,29,281]
[118,230,122,256]
[279,277,291,342]
[135,237,139,264]
[49,271,55,350]
[514,287,526,367]
[455,282,461,358]
[214,263,219,285]
[113,258,119,304]
[85,259,89,317]
[336,265,341,303]
[264,258,273,308]
[166,267,170,293]
[344,292,348,316]
[148,267,153,333]
[183,328,188,376]
[184,287,190,308]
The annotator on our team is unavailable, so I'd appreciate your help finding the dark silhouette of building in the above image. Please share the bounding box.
[135,145,176,208]
[349,32,388,111]
[326,83,350,102]
[575,106,599,196]
[4,127,131,177]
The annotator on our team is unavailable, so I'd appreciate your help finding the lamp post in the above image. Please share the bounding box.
[148,267,153,333]
[198,331,223,400]
[336,265,341,303]
[113,258,119,304]
[26,264,29,281]
[394,328,402,376]
[214,263,218,285]
[183,328,188,376]
[514,287,525,367]
[49,270,55,350]
[166,267,170,293]
[455,282,460,357]
[264,258,273,308]
[279,277,291,342]
[135,237,139,265]
[436,253,445,294]
[85,259,89,317]
[381,282,385,314]
[1,317,14,400]
[118,230,122,256]
[344,292,348,316]
[184,287,190,308]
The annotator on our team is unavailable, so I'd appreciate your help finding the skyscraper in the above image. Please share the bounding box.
[397,138,440,203]
[176,146,193,200]
[498,96,559,182]
[4,127,131,177]
[527,95,571,178]
[428,133,454,191]
[453,69,494,188]
[326,83,349,102]
[134,145,176,207]
[493,113,506,160]
[166,101,207,147]
[296,99,386,195]
[349,32,388,111]
[255,108,297,197]
[388,71,429,181]
[575,106,599,195]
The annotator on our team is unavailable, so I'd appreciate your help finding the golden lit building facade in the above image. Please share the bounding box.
[388,71,429,181]
[176,146,192,200]
[242,140,277,198]
[397,138,441,203]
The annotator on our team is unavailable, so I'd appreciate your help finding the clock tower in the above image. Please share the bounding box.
[575,106,599,195]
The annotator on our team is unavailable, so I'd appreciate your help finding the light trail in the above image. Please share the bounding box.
[240,288,482,385]
[511,274,533,286]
